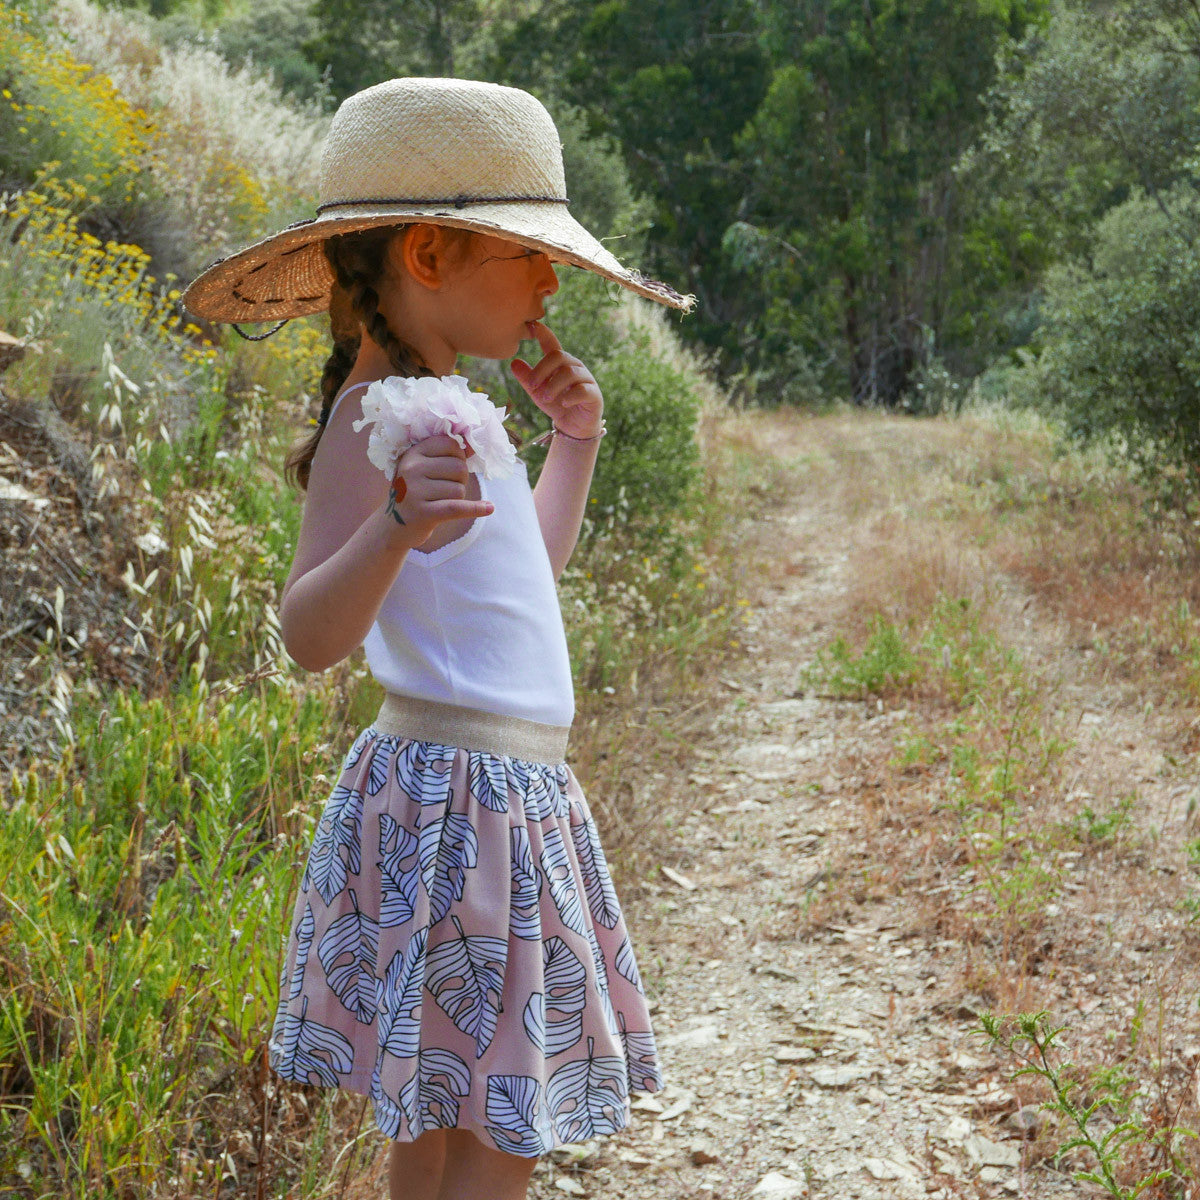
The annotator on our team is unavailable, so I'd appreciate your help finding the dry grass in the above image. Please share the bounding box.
[766,403,1200,1195]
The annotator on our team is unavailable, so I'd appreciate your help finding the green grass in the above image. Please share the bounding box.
[0,675,353,1196]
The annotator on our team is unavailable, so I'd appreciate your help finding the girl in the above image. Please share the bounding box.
[182,77,693,1199]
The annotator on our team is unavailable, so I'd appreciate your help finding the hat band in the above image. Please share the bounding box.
[316,194,569,213]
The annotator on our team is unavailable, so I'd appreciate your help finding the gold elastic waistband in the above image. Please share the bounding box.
[374,694,570,765]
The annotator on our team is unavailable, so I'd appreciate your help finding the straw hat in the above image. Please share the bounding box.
[182,77,695,322]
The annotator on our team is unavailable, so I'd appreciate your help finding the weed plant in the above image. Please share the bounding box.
[981,1011,1195,1198]
[809,595,1068,947]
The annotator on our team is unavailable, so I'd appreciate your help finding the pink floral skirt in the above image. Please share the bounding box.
[268,722,662,1156]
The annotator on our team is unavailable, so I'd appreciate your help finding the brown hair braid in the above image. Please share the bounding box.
[285,225,471,490]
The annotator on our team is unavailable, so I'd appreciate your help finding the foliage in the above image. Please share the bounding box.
[0,3,152,210]
[208,0,328,100]
[494,0,768,347]
[49,0,324,270]
[981,1011,1191,1197]
[0,677,347,1197]
[0,179,220,418]
[1027,184,1200,495]
[305,0,483,99]
[731,0,1043,404]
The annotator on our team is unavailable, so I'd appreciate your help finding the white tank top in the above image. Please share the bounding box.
[330,383,575,728]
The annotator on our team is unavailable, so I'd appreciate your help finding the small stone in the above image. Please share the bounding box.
[808,1064,877,1089]
[660,865,696,890]
[661,1022,721,1049]
[690,1139,721,1165]
[773,1046,817,1063]
[750,1172,806,1198]
[862,1157,914,1180]
[940,1115,972,1143]
[553,1178,586,1196]
[963,1134,1020,1169]
[630,1095,664,1114]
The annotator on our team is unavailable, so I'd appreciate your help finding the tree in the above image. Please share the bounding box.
[305,0,483,99]
[492,0,769,345]
[732,0,1043,403]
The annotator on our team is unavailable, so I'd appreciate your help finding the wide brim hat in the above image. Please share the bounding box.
[183,77,695,322]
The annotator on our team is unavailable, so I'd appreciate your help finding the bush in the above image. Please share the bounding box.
[0,3,152,211]
[1027,184,1200,497]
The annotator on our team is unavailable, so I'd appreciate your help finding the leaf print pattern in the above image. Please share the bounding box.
[617,1012,662,1092]
[540,823,586,937]
[302,784,364,904]
[274,728,662,1155]
[396,740,456,806]
[521,766,556,821]
[547,1037,628,1142]
[400,1047,472,1134]
[270,996,355,1087]
[509,825,542,941]
[343,727,373,772]
[288,902,314,1000]
[571,815,621,929]
[522,991,544,1054]
[427,915,507,1059]
[370,1066,405,1140]
[469,751,510,812]
[586,928,620,1040]
[378,813,420,928]
[363,737,395,795]
[485,1074,554,1156]
[376,927,427,1060]
[419,810,479,924]
[542,936,586,1056]
[317,889,380,1024]
[614,935,643,991]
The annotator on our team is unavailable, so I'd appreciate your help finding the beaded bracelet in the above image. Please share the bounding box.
[528,419,607,448]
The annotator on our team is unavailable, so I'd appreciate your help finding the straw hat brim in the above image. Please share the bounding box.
[182,200,695,323]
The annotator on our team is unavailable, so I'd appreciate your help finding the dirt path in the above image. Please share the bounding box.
[522,419,1060,1200]
[348,410,1198,1199]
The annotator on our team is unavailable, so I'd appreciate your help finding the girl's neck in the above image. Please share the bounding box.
[347,314,457,387]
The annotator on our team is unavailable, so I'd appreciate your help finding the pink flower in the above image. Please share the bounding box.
[352,375,518,480]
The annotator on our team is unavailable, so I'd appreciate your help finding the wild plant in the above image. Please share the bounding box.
[980,1011,1196,1198]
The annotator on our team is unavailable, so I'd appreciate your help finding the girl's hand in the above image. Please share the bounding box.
[510,321,604,439]
[388,434,494,544]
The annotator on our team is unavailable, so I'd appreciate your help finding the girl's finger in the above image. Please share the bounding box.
[419,457,470,482]
[530,361,584,402]
[431,499,494,521]
[526,320,562,358]
[410,434,468,458]
[524,352,576,394]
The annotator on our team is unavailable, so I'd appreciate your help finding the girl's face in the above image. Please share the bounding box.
[391,227,560,366]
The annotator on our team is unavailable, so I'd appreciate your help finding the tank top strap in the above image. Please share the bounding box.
[325,380,372,428]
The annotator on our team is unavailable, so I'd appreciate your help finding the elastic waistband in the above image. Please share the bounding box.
[374,694,570,765]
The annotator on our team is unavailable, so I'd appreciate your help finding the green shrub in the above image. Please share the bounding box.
[1027,184,1200,498]
[0,3,152,212]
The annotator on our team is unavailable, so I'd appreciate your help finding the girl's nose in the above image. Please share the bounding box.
[536,255,559,297]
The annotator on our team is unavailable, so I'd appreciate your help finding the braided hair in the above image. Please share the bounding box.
[285,225,470,489]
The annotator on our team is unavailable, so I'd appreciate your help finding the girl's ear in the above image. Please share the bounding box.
[397,223,452,291]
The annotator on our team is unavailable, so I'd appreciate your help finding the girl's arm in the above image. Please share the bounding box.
[279,394,493,672]
[511,321,604,580]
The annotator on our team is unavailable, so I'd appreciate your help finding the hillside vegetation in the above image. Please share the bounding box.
[0,2,746,1194]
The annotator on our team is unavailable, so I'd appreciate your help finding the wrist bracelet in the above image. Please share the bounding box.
[529,420,606,447]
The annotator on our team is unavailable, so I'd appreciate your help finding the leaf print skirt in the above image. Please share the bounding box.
[268,705,663,1157]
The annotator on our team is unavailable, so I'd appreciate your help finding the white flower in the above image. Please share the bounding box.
[352,374,518,480]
